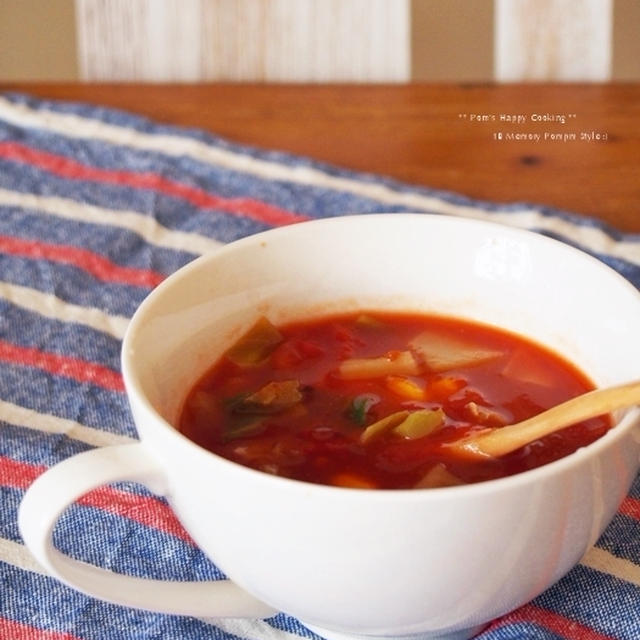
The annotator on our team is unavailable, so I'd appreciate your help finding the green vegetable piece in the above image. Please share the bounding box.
[393,408,445,440]
[235,380,303,414]
[223,418,266,442]
[226,317,283,366]
[347,393,380,426]
[360,410,410,444]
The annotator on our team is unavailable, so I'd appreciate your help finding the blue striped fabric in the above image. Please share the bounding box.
[0,91,639,640]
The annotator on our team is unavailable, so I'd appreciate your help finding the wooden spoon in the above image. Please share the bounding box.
[448,379,640,459]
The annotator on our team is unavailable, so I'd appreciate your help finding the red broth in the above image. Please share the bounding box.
[177,312,610,489]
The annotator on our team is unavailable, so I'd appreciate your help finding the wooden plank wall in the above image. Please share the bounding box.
[75,0,411,82]
[1,0,639,82]
[495,0,613,81]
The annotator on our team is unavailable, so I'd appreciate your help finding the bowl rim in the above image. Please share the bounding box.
[122,213,640,501]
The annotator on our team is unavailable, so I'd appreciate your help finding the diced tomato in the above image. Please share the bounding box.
[271,339,325,369]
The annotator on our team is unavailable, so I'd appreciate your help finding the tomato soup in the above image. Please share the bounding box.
[177,312,610,489]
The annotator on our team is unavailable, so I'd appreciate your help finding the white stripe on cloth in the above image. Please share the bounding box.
[0,187,222,256]
[0,281,129,339]
[581,545,640,587]
[0,399,134,448]
[0,536,305,640]
[0,537,46,574]
[0,97,639,267]
[0,534,638,638]
[210,618,311,640]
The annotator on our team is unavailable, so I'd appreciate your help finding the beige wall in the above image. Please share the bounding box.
[0,0,638,82]
[411,0,494,82]
[613,0,640,80]
[0,0,77,81]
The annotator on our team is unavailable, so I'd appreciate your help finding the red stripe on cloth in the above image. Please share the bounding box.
[0,141,309,226]
[0,455,41,489]
[0,340,124,392]
[0,456,193,544]
[0,234,164,288]
[78,486,194,544]
[619,496,640,520]
[0,617,83,640]
[487,603,617,640]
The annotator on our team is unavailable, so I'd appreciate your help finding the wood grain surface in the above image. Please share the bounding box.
[2,83,639,232]
[75,0,410,82]
[495,0,612,81]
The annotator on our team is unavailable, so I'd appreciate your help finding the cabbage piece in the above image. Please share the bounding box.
[414,463,463,489]
[360,410,410,444]
[338,350,421,380]
[501,348,554,387]
[226,317,283,366]
[235,380,302,414]
[409,329,503,372]
[393,408,445,439]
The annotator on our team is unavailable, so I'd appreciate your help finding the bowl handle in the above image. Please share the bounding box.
[18,443,277,618]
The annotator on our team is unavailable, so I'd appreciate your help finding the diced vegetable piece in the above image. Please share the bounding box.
[385,375,425,400]
[465,401,506,427]
[270,339,325,369]
[223,418,266,442]
[424,376,466,400]
[393,408,445,439]
[409,329,503,372]
[235,380,302,414]
[502,348,554,387]
[232,440,273,460]
[338,350,421,380]
[347,393,380,426]
[226,317,283,366]
[331,471,378,489]
[259,463,280,475]
[188,390,218,414]
[360,410,410,444]
[355,314,386,329]
[414,463,463,489]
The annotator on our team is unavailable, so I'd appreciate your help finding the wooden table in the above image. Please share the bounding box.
[2,83,639,233]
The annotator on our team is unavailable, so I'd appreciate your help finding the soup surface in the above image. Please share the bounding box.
[178,312,610,489]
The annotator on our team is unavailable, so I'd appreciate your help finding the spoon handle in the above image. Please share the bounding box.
[452,379,640,459]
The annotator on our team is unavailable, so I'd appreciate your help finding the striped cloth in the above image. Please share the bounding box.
[0,91,639,640]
